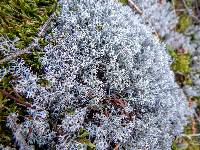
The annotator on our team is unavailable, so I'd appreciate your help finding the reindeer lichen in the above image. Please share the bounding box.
[1,0,191,149]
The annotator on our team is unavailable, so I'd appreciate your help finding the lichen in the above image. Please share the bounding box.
[3,0,190,149]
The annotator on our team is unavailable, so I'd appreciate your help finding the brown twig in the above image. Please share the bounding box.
[128,0,143,15]
[102,95,127,108]
[157,0,164,4]
[191,116,197,134]
[0,89,32,108]
[113,144,119,150]
[196,0,200,18]
[0,12,56,65]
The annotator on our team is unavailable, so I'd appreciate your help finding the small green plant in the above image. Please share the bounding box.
[167,45,192,86]
[75,128,96,149]
[176,14,192,33]
[22,51,45,74]
[168,47,191,74]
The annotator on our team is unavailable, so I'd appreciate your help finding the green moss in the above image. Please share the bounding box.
[176,14,192,33]
[65,107,76,115]
[0,0,58,147]
[185,0,193,7]
[173,0,192,32]
[118,0,128,5]
[167,46,191,74]
[0,0,58,74]
[22,51,45,75]
[167,45,192,86]
[0,0,57,47]
[37,78,49,87]
[171,140,179,150]
[172,52,190,74]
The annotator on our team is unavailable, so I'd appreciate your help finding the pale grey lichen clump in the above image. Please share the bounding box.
[132,0,199,99]
[132,0,178,37]
[2,0,190,149]
[0,36,20,57]
[183,25,200,97]
[132,0,194,52]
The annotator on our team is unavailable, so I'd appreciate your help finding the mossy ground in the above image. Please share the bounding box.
[0,0,58,148]
[170,0,200,149]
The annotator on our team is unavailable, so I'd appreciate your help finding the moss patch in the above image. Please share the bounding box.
[118,0,128,5]
[176,14,192,33]
[0,0,57,47]
[168,45,191,74]
[167,45,192,86]
[0,0,58,148]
